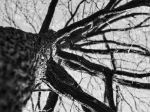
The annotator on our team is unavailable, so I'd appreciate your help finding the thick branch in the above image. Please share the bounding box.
[105,0,118,10]
[42,92,58,112]
[39,0,58,34]
[45,58,114,112]
[39,1,59,111]
[57,50,150,78]
[104,75,116,111]
[57,49,111,75]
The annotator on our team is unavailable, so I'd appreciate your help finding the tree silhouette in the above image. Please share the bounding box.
[0,0,150,112]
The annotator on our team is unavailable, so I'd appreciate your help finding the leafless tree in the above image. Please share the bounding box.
[1,0,150,112]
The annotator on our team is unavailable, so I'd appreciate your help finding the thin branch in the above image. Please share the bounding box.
[64,60,97,76]
[56,0,150,37]
[77,40,149,53]
[100,12,150,30]
[105,0,118,10]
[70,46,150,57]
[95,17,150,34]
[65,0,85,27]
[115,70,150,78]
[33,89,52,92]
[86,24,149,38]
[103,34,116,111]
[114,78,150,89]
[35,86,41,110]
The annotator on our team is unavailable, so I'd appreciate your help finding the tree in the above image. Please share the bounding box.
[0,0,150,112]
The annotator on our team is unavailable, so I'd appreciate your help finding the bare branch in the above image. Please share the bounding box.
[115,78,150,89]
[115,70,150,78]
[77,40,149,53]
[42,92,58,112]
[103,34,116,111]
[57,49,111,75]
[45,58,115,112]
[100,13,150,30]
[57,50,150,78]
[56,0,150,37]
[64,60,97,76]
[65,0,86,27]
[39,0,59,34]
[70,46,150,57]
[105,0,119,10]
[39,1,59,111]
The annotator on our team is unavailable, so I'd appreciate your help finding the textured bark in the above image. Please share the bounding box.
[0,27,39,112]
[0,27,51,112]
[39,0,59,110]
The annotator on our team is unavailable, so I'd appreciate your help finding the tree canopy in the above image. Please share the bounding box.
[0,0,150,112]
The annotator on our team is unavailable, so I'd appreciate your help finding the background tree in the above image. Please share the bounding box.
[0,0,150,112]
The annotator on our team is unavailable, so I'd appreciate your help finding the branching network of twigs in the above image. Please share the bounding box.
[32,0,150,112]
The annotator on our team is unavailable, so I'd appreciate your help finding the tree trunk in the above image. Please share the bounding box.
[0,27,40,112]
